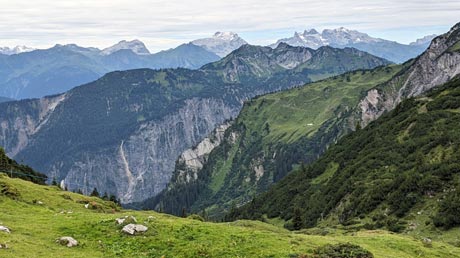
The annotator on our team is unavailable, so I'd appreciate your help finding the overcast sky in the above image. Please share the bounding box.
[1,0,459,53]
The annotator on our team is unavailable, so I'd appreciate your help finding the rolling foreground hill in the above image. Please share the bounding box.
[0,44,389,204]
[152,22,460,218]
[1,173,459,257]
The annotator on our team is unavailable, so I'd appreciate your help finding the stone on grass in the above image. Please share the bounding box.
[116,215,137,225]
[57,236,78,247]
[122,224,148,235]
[0,243,8,249]
[0,226,10,234]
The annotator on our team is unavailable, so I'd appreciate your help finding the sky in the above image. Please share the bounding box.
[1,0,459,53]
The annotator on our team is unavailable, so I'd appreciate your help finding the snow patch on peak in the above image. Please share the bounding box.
[0,45,35,55]
[101,39,151,56]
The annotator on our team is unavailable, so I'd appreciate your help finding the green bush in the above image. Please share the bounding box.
[313,243,374,258]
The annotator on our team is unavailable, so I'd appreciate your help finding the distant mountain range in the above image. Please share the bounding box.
[0,40,220,99]
[0,29,436,100]
[270,28,436,63]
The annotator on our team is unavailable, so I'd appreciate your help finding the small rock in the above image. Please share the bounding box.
[122,224,148,235]
[37,201,44,205]
[84,203,89,209]
[0,243,8,249]
[56,236,78,247]
[147,216,155,221]
[115,218,126,225]
[0,226,10,234]
[422,238,433,247]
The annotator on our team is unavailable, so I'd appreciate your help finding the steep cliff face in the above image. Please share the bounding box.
[359,22,460,125]
[0,94,66,157]
[57,98,238,203]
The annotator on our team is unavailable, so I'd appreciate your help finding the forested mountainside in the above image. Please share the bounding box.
[0,44,389,204]
[151,22,460,218]
[0,42,220,99]
[228,76,460,236]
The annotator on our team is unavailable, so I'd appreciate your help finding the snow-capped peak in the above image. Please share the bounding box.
[271,27,385,49]
[191,32,248,57]
[213,31,239,41]
[101,39,150,56]
[0,45,35,55]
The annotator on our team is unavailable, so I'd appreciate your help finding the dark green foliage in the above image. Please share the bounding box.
[433,184,460,229]
[228,76,460,230]
[0,147,47,185]
[90,188,100,197]
[313,243,374,258]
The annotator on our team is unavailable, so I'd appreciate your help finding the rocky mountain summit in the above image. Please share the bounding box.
[191,32,248,57]
[271,27,435,63]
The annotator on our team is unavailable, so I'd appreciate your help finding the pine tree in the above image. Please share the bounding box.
[90,187,100,197]
[51,177,58,186]
[292,207,303,230]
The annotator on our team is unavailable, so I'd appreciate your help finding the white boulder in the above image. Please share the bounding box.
[121,224,148,235]
[56,236,78,247]
[0,226,10,234]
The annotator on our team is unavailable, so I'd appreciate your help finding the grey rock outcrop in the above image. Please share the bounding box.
[359,22,460,126]
[122,224,148,235]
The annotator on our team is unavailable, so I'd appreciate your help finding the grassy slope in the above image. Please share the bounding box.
[240,64,401,144]
[1,174,459,257]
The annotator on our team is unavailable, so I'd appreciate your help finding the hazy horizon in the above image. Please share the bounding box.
[1,0,459,53]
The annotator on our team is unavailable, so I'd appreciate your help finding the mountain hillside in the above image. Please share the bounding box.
[149,65,403,217]
[271,27,435,63]
[0,44,389,204]
[0,41,219,99]
[1,174,458,257]
[151,22,460,219]
[228,75,460,238]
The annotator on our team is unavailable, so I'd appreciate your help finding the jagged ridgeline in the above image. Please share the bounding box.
[228,75,460,232]
[0,147,46,184]
[149,22,460,218]
[0,43,390,204]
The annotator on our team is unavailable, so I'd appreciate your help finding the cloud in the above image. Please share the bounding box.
[0,0,459,52]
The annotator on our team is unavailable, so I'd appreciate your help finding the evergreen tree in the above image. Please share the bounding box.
[51,177,58,186]
[292,207,303,230]
[90,187,100,197]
